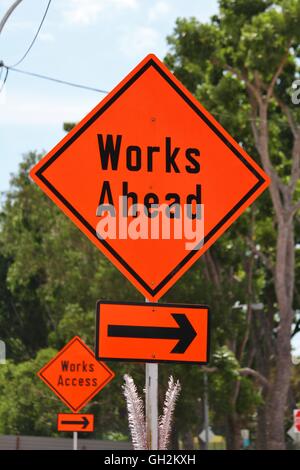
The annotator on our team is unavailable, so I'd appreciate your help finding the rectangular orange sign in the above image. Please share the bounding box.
[95,301,210,364]
[57,413,94,432]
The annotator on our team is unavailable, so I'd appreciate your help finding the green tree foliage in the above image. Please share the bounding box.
[0,349,61,436]
[165,0,300,449]
[0,151,262,447]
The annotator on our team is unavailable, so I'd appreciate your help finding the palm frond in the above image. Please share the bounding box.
[158,376,181,450]
[122,374,147,450]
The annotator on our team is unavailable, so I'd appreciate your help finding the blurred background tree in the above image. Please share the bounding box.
[165,0,300,449]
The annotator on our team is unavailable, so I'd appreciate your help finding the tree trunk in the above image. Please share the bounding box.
[265,221,294,449]
[266,344,292,449]
[253,91,297,449]
[182,430,194,450]
[226,413,241,450]
[256,403,268,450]
[252,304,273,449]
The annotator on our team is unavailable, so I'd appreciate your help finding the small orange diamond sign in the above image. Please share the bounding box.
[30,54,269,300]
[38,336,114,412]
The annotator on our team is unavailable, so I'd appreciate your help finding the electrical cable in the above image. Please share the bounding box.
[0,66,8,93]
[6,65,109,93]
[9,0,52,67]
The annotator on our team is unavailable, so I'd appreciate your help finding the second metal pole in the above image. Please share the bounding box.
[145,298,158,450]
[203,372,209,450]
[73,431,78,450]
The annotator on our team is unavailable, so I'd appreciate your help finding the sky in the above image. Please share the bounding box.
[0,0,219,193]
[1,0,300,356]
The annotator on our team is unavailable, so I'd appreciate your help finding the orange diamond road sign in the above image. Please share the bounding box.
[95,301,210,364]
[30,54,270,301]
[37,336,114,412]
[57,413,94,432]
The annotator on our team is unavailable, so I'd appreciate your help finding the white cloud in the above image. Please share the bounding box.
[120,26,159,58]
[63,0,138,25]
[0,91,101,125]
[4,19,35,33]
[0,85,8,106]
[2,20,54,43]
[148,1,170,21]
[0,0,14,13]
[39,32,55,42]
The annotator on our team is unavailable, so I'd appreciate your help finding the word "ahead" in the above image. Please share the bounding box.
[97,134,202,219]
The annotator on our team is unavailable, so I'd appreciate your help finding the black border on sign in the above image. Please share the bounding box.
[94,300,211,365]
[34,57,266,298]
[38,337,114,412]
[57,413,95,433]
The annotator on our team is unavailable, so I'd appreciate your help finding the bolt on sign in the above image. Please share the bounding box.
[30,54,270,301]
[95,301,209,364]
[37,336,114,412]
[57,413,94,432]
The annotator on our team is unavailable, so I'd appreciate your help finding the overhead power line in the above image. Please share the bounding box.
[2,64,109,94]
[0,66,8,93]
[10,0,52,67]
[0,0,23,35]
[0,0,108,96]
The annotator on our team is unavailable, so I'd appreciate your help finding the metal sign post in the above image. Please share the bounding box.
[145,298,158,450]
[203,372,209,450]
[73,431,78,451]
[145,363,158,450]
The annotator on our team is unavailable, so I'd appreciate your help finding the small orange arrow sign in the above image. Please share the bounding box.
[95,301,210,364]
[57,413,94,432]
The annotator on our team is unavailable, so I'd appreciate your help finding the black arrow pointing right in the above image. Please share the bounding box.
[61,416,89,429]
[107,313,197,353]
